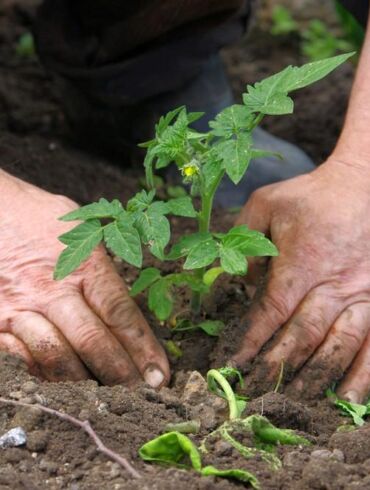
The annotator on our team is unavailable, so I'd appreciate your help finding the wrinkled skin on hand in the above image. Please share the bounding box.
[0,172,169,388]
[233,158,370,403]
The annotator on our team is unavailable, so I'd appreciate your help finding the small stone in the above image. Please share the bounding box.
[332,449,345,462]
[108,462,121,480]
[189,404,217,430]
[214,440,232,456]
[21,381,39,395]
[182,371,208,406]
[97,402,109,413]
[9,391,23,400]
[283,450,309,468]
[0,427,27,448]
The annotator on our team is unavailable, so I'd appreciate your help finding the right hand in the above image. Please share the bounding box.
[0,171,170,388]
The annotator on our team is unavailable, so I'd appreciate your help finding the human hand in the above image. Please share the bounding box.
[0,171,169,387]
[232,158,370,403]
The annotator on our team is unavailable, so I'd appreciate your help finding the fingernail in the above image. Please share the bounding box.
[342,390,360,404]
[144,365,165,389]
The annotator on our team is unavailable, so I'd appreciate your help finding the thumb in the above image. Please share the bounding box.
[235,189,273,286]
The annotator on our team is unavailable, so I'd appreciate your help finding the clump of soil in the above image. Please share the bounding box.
[1,1,367,490]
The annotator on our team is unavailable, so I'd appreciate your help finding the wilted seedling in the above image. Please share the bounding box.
[327,389,370,426]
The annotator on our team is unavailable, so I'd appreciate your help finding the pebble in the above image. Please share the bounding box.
[182,371,208,406]
[21,381,39,395]
[189,403,217,430]
[9,391,23,400]
[39,458,59,475]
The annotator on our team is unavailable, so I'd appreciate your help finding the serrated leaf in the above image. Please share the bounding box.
[135,208,170,259]
[214,133,253,184]
[187,111,205,124]
[154,108,189,164]
[55,220,103,279]
[220,246,247,275]
[209,105,254,138]
[127,190,155,212]
[130,268,161,296]
[167,232,212,260]
[202,157,224,193]
[184,237,219,270]
[243,53,353,115]
[198,320,224,337]
[60,198,124,222]
[103,219,142,268]
[222,225,278,257]
[167,197,197,217]
[167,185,187,198]
[148,279,173,321]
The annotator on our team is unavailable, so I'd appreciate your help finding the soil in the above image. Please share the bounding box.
[1,1,367,490]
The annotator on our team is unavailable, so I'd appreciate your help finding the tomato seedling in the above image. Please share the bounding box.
[54,53,353,330]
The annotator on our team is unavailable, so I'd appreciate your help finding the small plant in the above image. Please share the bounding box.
[327,389,370,426]
[139,367,310,487]
[54,53,353,332]
[270,4,361,62]
[15,32,35,58]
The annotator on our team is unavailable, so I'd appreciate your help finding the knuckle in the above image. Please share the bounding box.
[292,315,326,350]
[261,293,290,323]
[74,324,106,355]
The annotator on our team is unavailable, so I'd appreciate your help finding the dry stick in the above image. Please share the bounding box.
[0,397,141,479]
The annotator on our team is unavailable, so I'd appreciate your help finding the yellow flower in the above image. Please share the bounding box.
[181,163,199,178]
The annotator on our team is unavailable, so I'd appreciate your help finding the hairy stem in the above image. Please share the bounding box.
[0,397,141,479]
[190,170,225,314]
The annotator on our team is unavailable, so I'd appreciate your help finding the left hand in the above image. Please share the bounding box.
[232,157,370,403]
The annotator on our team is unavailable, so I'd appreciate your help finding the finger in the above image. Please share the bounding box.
[0,332,36,371]
[45,293,141,386]
[337,329,370,404]
[262,287,344,378]
[9,311,90,381]
[83,260,170,388]
[232,265,311,367]
[235,190,272,285]
[288,303,370,398]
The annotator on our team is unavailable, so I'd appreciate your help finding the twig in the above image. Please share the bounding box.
[273,359,285,394]
[0,397,141,479]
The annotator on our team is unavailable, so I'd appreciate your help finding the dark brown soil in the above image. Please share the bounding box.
[1,1,367,490]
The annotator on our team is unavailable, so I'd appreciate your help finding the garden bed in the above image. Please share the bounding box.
[1,1,369,489]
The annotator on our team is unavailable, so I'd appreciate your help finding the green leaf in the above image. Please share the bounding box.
[138,432,202,470]
[130,268,161,296]
[219,245,247,275]
[135,207,170,259]
[198,320,224,337]
[167,232,212,260]
[127,190,155,212]
[148,278,173,320]
[103,219,142,268]
[202,157,224,193]
[201,466,259,487]
[221,225,278,257]
[249,415,311,446]
[169,272,208,293]
[209,104,254,138]
[214,133,252,184]
[60,198,124,222]
[335,400,367,426]
[167,197,197,218]
[187,111,205,124]
[54,220,103,280]
[155,108,189,164]
[243,53,354,115]
[183,236,219,270]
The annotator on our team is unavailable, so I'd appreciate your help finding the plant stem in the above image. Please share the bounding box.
[190,170,225,314]
[207,369,239,420]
